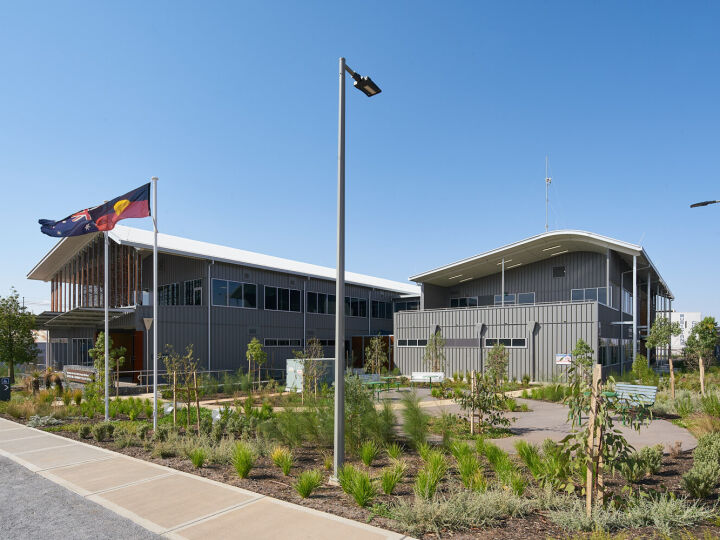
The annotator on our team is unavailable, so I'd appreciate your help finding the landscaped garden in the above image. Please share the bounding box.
[3,324,720,538]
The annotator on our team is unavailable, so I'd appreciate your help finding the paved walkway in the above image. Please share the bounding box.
[0,418,407,540]
[412,395,698,454]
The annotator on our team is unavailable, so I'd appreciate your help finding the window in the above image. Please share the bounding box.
[307,292,318,313]
[264,286,277,310]
[244,284,257,308]
[278,288,289,311]
[517,292,535,305]
[571,287,609,306]
[553,266,566,278]
[71,338,93,366]
[228,281,243,307]
[344,296,368,317]
[484,338,526,348]
[265,287,301,312]
[159,283,180,306]
[494,294,516,305]
[450,296,479,308]
[212,279,257,308]
[622,289,633,314]
[212,280,228,306]
[184,279,202,306]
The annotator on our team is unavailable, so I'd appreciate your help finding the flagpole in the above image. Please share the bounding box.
[104,230,109,421]
[152,176,159,431]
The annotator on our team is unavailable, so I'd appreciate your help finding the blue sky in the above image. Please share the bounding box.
[1,1,718,316]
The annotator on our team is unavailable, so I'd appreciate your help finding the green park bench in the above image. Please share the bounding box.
[611,383,658,424]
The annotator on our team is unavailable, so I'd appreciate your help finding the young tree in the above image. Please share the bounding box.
[646,317,682,398]
[485,343,509,384]
[454,372,512,433]
[293,337,326,399]
[163,344,198,429]
[364,335,387,375]
[423,329,446,372]
[0,288,38,383]
[246,337,267,389]
[685,316,719,396]
[87,332,126,400]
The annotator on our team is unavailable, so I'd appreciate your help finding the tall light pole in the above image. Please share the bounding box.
[334,57,381,481]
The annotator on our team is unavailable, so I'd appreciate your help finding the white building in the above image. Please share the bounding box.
[671,311,702,354]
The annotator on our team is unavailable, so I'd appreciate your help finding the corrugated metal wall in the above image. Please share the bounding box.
[424,251,610,309]
[131,254,399,373]
[394,301,599,381]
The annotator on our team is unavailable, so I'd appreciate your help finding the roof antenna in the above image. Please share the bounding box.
[545,155,552,232]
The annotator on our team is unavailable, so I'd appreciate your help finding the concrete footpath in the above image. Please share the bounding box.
[0,418,408,540]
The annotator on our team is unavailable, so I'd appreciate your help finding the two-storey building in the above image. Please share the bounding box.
[28,226,419,378]
[393,230,674,381]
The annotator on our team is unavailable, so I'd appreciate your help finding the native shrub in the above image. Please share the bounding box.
[232,442,256,478]
[414,452,447,499]
[401,392,430,449]
[380,461,406,495]
[78,424,91,439]
[682,460,720,498]
[347,469,377,507]
[638,444,664,476]
[189,448,206,468]
[271,446,293,476]
[386,442,404,460]
[294,470,323,498]
[359,440,380,467]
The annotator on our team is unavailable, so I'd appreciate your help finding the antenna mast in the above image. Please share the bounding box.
[545,155,552,232]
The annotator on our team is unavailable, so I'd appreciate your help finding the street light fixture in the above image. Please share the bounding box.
[690,200,720,208]
[334,57,381,481]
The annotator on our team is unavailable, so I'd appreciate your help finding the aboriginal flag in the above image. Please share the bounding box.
[39,184,151,238]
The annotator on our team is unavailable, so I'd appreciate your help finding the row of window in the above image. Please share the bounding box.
[307,292,335,314]
[212,279,258,308]
[395,300,419,312]
[159,283,181,306]
[371,300,394,319]
[450,288,617,309]
[484,338,527,348]
[263,338,336,347]
[397,339,429,347]
[450,292,535,308]
[571,287,608,305]
[495,293,535,305]
[265,286,302,312]
[397,337,527,348]
[168,278,407,317]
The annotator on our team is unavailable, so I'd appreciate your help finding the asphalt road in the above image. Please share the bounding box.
[1,456,158,540]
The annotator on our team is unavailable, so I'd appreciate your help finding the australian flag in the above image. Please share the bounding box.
[39,183,151,238]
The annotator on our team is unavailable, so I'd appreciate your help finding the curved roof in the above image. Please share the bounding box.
[410,230,673,299]
[27,225,420,296]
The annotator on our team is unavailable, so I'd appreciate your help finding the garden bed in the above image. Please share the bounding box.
[3,409,718,540]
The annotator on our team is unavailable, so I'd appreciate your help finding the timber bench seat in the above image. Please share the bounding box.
[410,372,445,386]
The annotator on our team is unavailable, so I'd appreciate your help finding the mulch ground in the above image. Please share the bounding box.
[3,412,720,539]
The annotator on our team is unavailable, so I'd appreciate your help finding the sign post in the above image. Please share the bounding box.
[0,377,10,401]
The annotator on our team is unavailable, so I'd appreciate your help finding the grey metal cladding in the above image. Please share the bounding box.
[132,253,399,373]
[425,251,610,309]
[394,301,598,381]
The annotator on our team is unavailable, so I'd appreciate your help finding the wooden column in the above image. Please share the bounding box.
[127,245,131,306]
